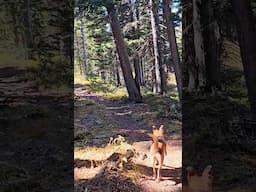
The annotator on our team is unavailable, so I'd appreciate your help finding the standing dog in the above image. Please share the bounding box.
[148,125,167,182]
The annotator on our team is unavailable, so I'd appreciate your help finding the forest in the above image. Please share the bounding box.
[0,0,255,191]
[74,0,182,191]
[0,0,73,90]
[74,0,256,191]
[0,0,74,191]
[74,0,182,100]
[182,0,256,191]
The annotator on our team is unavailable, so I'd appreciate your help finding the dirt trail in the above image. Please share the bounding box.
[74,86,182,192]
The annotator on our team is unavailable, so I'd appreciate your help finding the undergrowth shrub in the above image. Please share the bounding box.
[27,53,72,88]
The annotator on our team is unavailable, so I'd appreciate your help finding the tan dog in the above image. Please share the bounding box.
[183,165,213,192]
[148,125,167,182]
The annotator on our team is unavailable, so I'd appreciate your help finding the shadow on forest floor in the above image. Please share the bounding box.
[74,81,181,146]
[74,81,182,191]
[74,160,182,192]
[182,89,256,191]
[75,168,143,192]
[0,66,73,191]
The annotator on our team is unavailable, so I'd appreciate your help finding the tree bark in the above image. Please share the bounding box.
[133,55,142,87]
[115,53,121,87]
[80,16,87,77]
[202,0,221,92]
[130,0,142,88]
[193,0,206,89]
[23,0,33,57]
[205,20,221,92]
[106,3,142,102]
[140,58,145,86]
[10,3,20,47]
[182,0,195,91]
[150,0,166,94]
[163,0,182,99]
[231,0,256,116]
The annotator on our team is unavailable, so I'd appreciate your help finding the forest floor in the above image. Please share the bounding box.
[74,82,182,192]
[0,66,73,191]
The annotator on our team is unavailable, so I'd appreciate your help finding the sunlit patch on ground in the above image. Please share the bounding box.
[74,79,182,191]
[74,135,182,191]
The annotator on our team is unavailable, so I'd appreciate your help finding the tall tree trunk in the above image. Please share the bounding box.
[136,1,145,86]
[80,17,87,77]
[182,0,195,91]
[68,35,73,67]
[75,28,83,75]
[106,3,142,102]
[23,0,33,58]
[163,0,182,99]
[130,0,142,88]
[231,0,256,116]
[150,0,166,94]
[193,0,206,89]
[133,55,142,87]
[202,0,221,92]
[115,53,121,87]
[140,58,145,86]
[10,4,20,46]
[205,20,221,92]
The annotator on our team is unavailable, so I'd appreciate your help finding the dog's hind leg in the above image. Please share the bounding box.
[152,158,157,179]
[155,153,162,182]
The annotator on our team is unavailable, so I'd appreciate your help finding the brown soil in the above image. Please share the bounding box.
[74,85,182,192]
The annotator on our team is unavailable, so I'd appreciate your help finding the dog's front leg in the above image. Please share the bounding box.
[156,165,161,182]
[156,156,163,182]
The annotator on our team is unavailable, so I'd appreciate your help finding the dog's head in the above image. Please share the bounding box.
[151,125,165,137]
[185,165,213,192]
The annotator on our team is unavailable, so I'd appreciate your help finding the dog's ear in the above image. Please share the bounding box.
[159,125,164,134]
[152,126,158,134]
[202,165,212,177]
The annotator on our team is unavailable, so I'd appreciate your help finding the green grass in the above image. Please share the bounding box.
[74,71,179,100]
[103,87,129,101]
[74,77,181,136]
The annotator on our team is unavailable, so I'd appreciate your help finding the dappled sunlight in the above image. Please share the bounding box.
[119,128,148,134]
[167,72,177,86]
[74,136,143,191]
[74,72,182,191]
[135,163,182,192]
[74,167,143,192]
[74,142,133,161]
[74,165,104,181]
[136,165,182,181]
[115,111,132,116]
[74,137,182,192]
[102,87,128,101]
[105,105,130,110]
